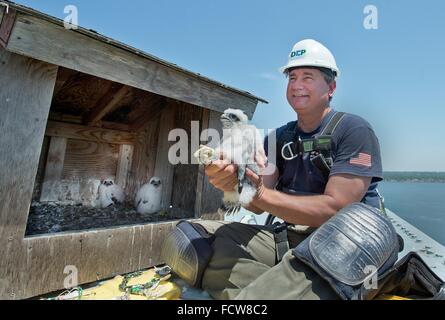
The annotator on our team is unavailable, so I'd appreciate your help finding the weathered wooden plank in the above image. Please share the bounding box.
[1,238,28,299]
[35,139,119,205]
[129,97,167,132]
[0,7,16,48]
[194,108,210,218]
[32,135,50,201]
[99,121,131,132]
[14,220,178,299]
[52,67,77,98]
[85,84,131,126]
[62,139,119,180]
[76,228,133,284]
[7,14,259,117]
[48,112,83,124]
[126,117,160,199]
[34,125,128,205]
[126,92,159,123]
[170,103,202,216]
[131,224,153,270]
[21,233,82,298]
[0,5,4,23]
[52,71,120,116]
[145,221,177,267]
[0,48,58,299]
[40,136,67,202]
[45,120,135,145]
[153,105,177,210]
[48,112,131,132]
[116,144,133,191]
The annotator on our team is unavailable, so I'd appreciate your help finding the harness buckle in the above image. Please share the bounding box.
[281,137,301,160]
[272,221,288,233]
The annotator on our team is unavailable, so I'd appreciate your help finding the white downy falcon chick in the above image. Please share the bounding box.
[194,108,266,214]
[98,177,125,208]
[135,177,162,214]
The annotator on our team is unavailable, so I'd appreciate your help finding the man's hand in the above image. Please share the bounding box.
[204,152,280,216]
[245,167,261,187]
[205,158,238,192]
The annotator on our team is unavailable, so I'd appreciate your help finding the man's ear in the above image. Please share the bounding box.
[328,80,337,97]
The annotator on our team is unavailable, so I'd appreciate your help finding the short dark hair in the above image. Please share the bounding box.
[318,68,335,102]
[318,67,336,85]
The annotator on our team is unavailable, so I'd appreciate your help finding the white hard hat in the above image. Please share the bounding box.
[279,39,340,77]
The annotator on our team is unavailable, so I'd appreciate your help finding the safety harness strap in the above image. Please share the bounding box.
[272,222,290,263]
[278,112,345,164]
[320,111,346,136]
[276,111,346,189]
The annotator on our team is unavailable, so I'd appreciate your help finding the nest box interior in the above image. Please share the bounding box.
[26,66,205,236]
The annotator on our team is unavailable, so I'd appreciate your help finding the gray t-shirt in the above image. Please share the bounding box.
[264,109,383,208]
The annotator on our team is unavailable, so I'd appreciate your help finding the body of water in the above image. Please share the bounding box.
[378,181,445,246]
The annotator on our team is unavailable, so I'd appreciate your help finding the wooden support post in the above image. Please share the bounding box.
[40,136,67,202]
[0,49,58,299]
[200,110,224,220]
[153,105,176,210]
[116,144,134,191]
[194,108,210,218]
[0,5,5,25]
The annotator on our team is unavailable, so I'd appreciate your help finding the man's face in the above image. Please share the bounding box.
[286,68,335,114]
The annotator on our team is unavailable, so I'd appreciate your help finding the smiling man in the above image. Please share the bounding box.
[161,39,384,300]
[242,39,384,227]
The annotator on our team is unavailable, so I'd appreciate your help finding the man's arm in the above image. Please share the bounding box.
[243,164,279,214]
[247,169,371,227]
[246,118,381,226]
[205,158,371,225]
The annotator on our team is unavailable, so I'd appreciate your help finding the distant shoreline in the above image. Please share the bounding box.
[383,179,445,183]
[383,172,445,183]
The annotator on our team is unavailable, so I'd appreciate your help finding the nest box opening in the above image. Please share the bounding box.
[25,67,205,236]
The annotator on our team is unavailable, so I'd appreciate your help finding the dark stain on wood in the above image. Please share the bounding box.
[0,8,16,48]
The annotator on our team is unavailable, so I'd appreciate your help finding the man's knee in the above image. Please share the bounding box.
[235,250,338,300]
[193,219,231,235]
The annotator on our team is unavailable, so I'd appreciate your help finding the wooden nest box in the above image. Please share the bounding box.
[0,1,267,299]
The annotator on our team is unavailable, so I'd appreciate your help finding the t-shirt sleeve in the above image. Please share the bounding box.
[330,125,383,182]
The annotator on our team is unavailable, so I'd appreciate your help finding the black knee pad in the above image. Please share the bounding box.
[160,220,214,288]
[293,203,399,300]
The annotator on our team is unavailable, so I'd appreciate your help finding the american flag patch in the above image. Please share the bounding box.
[349,152,372,167]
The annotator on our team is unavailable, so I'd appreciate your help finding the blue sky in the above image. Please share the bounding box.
[14,0,445,171]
